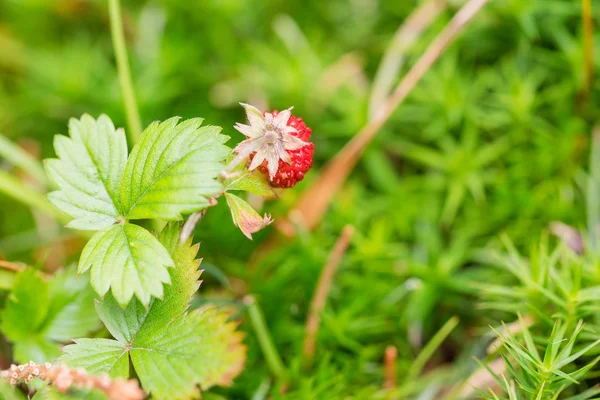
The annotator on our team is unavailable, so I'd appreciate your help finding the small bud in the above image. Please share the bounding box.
[9,378,17,386]
[33,368,40,376]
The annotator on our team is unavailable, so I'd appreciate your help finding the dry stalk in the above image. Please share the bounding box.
[303,225,355,366]
[383,345,398,390]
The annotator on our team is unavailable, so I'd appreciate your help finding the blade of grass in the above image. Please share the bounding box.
[0,169,67,224]
[406,315,460,381]
[588,125,600,252]
[109,0,142,143]
[0,134,47,185]
[244,295,288,383]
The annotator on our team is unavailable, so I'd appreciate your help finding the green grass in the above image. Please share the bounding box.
[1,0,600,398]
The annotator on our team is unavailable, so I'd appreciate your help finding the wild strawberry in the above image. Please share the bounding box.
[234,103,314,188]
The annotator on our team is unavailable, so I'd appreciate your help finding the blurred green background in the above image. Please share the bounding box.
[1,0,600,398]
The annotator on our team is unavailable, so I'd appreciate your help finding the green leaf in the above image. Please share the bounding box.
[0,269,48,341]
[225,193,272,239]
[31,386,108,400]
[131,306,245,398]
[63,224,246,400]
[0,380,26,400]
[45,114,127,231]
[78,223,173,307]
[225,169,274,197]
[120,118,230,220]
[61,338,129,378]
[0,268,101,364]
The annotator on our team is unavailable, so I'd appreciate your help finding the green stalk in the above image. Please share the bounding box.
[244,295,288,382]
[406,316,459,380]
[108,0,142,144]
[0,134,48,185]
[588,127,600,253]
[0,169,68,224]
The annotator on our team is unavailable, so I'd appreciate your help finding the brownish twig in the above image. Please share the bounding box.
[303,225,355,366]
[0,260,26,273]
[383,346,397,390]
[369,0,447,119]
[275,0,489,237]
[1,362,145,400]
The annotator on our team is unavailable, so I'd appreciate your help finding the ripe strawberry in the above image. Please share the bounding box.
[234,103,314,188]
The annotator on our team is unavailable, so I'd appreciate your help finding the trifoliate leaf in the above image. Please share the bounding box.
[45,114,127,231]
[78,223,173,307]
[120,118,230,220]
[62,224,246,400]
[0,268,101,364]
[225,192,272,239]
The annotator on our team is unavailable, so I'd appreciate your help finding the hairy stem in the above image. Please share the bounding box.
[109,0,142,144]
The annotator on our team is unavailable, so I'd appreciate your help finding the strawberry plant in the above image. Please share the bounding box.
[0,101,314,398]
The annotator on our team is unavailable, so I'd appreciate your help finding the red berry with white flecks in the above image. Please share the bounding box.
[234,104,314,188]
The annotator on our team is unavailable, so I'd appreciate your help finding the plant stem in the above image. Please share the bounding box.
[109,0,142,144]
[244,295,288,382]
[0,169,68,225]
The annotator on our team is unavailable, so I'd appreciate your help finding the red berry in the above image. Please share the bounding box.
[234,104,315,189]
